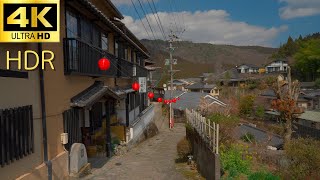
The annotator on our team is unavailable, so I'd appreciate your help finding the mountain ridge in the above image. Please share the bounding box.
[141,39,277,79]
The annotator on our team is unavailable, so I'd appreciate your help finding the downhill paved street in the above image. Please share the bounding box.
[83,123,186,180]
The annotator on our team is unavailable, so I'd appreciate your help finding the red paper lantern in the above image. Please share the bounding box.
[164,100,168,104]
[148,92,154,99]
[172,98,177,103]
[98,57,110,71]
[132,82,140,91]
[157,97,163,102]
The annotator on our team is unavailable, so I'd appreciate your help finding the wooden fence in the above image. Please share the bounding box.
[186,108,219,154]
[63,108,82,151]
[0,105,34,167]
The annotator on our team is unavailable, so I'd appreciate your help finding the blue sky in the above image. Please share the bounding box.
[111,0,320,47]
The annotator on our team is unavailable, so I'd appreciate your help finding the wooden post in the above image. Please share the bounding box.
[216,124,219,154]
[204,117,207,139]
[213,122,215,152]
[208,120,211,147]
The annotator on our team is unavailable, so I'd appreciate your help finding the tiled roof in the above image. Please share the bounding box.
[238,64,260,69]
[300,82,316,88]
[77,0,149,57]
[298,111,320,122]
[185,82,217,90]
[164,91,226,111]
[71,81,126,108]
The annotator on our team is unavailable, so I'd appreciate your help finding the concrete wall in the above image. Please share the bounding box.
[186,127,221,180]
[0,44,44,179]
[0,0,147,178]
[127,103,165,147]
[16,152,68,180]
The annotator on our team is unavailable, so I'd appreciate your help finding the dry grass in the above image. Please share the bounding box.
[175,162,205,180]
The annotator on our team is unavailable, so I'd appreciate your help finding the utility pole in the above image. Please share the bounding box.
[167,31,179,129]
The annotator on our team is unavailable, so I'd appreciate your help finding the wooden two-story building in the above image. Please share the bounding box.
[0,0,152,179]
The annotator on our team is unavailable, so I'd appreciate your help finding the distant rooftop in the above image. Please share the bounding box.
[298,111,320,123]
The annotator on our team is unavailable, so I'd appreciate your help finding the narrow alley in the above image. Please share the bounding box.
[83,123,186,180]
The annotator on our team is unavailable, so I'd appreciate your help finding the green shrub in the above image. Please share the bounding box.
[284,138,320,179]
[208,114,239,147]
[247,80,259,90]
[240,133,255,143]
[239,95,255,117]
[248,171,280,180]
[112,137,121,145]
[177,137,192,161]
[220,144,252,178]
[255,105,265,119]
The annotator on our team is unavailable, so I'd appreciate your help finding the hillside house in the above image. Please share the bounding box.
[167,79,193,91]
[265,59,289,73]
[185,76,221,96]
[237,64,259,74]
[260,89,317,111]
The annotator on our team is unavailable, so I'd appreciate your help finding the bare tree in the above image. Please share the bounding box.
[271,67,301,143]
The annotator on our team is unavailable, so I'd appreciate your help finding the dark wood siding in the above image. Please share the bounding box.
[0,105,34,168]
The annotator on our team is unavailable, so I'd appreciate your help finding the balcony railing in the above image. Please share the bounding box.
[117,58,134,77]
[64,38,118,77]
[64,38,149,78]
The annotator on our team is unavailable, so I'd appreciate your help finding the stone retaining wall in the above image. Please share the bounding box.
[186,127,221,180]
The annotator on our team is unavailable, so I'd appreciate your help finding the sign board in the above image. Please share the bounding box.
[139,77,147,93]
[165,59,170,66]
[0,0,60,42]
[133,65,137,76]
[173,59,177,65]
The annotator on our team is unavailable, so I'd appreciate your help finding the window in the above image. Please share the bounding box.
[0,105,34,167]
[124,48,128,60]
[80,19,92,43]
[136,54,140,65]
[66,10,78,38]
[66,9,101,48]
[92,26,100,47]
[101,33,108,51]
[131,51,135,63]
[115,41,119,57]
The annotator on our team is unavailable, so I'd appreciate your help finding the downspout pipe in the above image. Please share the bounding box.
[38,43,52,180]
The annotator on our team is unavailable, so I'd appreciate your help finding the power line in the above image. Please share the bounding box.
[130,0,152,40]
[168,0,180,34]
[151,0,168,41]
[136,0,157,40]
[146,0,167,41]
[172,0,186,37]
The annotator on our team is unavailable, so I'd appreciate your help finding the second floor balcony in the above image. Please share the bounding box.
[64,38,149,78]
[64,38,118,77]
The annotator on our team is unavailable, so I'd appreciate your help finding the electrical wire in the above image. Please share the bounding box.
[130,0,152,40]
[136,0,157,41]
[150,0,168,41]
[146,0,167,41]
